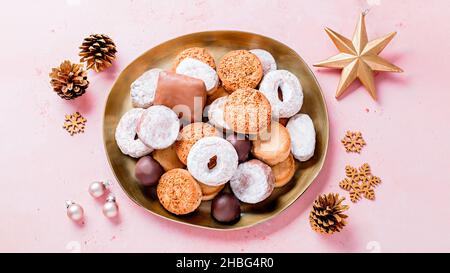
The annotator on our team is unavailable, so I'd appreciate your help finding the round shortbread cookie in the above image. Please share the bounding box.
[286,113,316,161]
[115,108,153,158]
[259,70,303,119]
[249,49,277,75]
[272,153,296,188]
[217,50,263,92]
[198,182,225,201]
[187,136,238,186]
[137,105,180,149]
[152,145,185,171]
[223,88,272,135]
[230,159,275,204]
[172,47,216,70]
[130,68,162,108]
[207,96,230,131]
[251,121,291,166]
[176,58,219,94]
[174,122,219,165]
[157,169,202,215]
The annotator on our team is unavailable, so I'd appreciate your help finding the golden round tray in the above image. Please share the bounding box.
[103,31,329,230]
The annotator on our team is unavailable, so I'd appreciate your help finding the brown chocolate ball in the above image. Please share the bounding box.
[135,156,164,187]
[211,193,241,223]
[226,134,251,162]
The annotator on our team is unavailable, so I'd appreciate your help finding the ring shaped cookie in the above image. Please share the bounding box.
[115,108,153,158]
[217,50,263,92]
[259,70,303,119]
[137,105,180,149]
[130,68,162,108]
[230,159,275,204]
[176,58,219,95]
[157,169,202,215]
[174,122,219,165]
[187,136,238,186]
[249,49,277,75]
[286,113,316,161]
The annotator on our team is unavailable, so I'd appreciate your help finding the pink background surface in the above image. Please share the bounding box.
[1,0,449,253]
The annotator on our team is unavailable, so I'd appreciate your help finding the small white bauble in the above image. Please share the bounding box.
[66,201,84,222]
[102,195,119,218]
[88,181,110,198]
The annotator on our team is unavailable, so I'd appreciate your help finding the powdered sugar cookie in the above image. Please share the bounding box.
[130,68,162,108]
[174,122,219,165]
[137,105,180,149]
[115,108,153,158]
[176,58,219,94]
[249,49,277,75]
[172,47,216,70]
[259,70,303,119]
[230,159,275,204]
[187,136,238,186]
[286,113,316,161]
[207,96,230,131]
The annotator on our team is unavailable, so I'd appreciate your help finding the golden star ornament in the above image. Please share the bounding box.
[314,13,403,100]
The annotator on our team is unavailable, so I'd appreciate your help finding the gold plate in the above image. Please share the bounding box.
[103,31,329,230]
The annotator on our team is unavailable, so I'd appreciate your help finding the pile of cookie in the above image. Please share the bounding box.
[115,47,316,224]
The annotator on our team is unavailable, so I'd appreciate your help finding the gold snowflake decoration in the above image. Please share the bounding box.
[63,112,87,135]
[341,131,366,153]
[339,163,381,203]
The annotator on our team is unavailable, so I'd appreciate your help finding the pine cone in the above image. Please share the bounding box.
[79,34,117,72]
[49,60,89,100]
[309,193,349,234]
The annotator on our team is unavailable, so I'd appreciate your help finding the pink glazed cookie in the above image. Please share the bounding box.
[230,159,275,204]
[115,108,153,158]
[137,105,180,149]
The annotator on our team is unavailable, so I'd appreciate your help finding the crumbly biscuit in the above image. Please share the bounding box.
[173,47,216,70]
[223,88,271,135]
[198,182,225,201]
[251,121,291,166]
[152,145,185,171]
[217,50,263,92]
[157,169,202,215]
[272,153,296,188]
[174,122,219,165]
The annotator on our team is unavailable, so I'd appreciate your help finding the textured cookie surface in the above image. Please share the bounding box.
[173,47,216,70]
[217,50,263,92]
[224,88,271,135]
[174,122,219,165]
[157,169,202,215]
